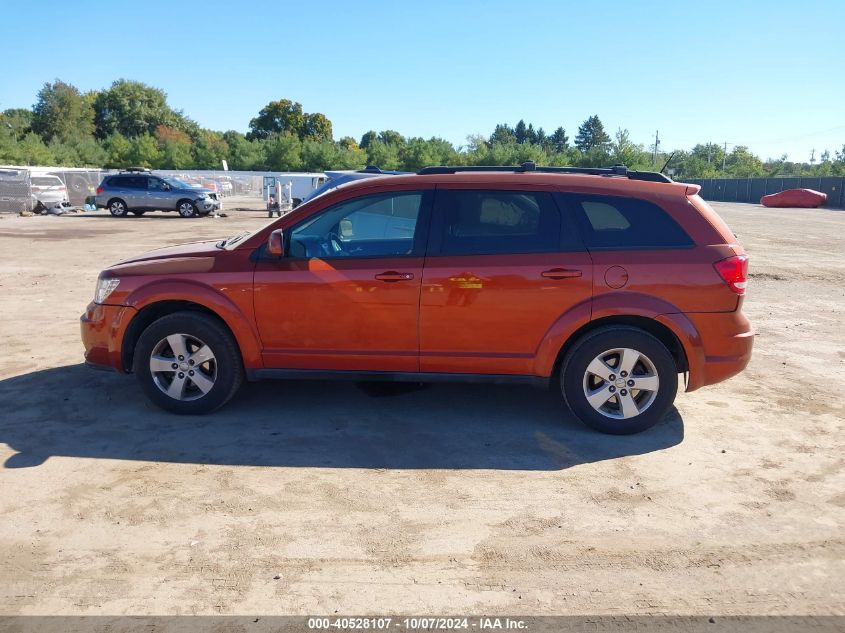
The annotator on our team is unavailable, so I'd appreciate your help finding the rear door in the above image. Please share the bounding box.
[419,186,592,376]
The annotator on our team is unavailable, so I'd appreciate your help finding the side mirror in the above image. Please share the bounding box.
[267,229,285,257]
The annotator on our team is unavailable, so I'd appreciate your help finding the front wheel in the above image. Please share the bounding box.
[133,312,244,414]
[177,200,198,218]
[560,326,678,434]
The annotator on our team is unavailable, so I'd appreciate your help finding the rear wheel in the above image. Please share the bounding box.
[108,199,128,217]
[560,326,678,434]
[177,200,198,218]
[133,312,244,414]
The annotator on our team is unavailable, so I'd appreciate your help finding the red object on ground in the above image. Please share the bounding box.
[761,188,827,208]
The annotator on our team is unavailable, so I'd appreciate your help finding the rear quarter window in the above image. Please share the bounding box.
[564,194,693,250]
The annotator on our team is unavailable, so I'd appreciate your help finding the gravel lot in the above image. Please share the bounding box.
[0,199,842,616]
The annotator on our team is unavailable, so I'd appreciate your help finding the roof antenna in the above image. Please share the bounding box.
[660,152,675,174]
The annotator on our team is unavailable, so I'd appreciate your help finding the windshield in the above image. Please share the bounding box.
[216,197,323,250]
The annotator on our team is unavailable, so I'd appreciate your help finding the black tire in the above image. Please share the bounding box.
[560,326,678,435]
[132,311,244,414]
[177,199,198,218]
[108,198,128,217]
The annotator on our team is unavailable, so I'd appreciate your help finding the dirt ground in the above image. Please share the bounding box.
[0,199,842,616]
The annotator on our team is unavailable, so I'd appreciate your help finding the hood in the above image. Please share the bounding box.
[101,240,221,277]
[117,239,220,265]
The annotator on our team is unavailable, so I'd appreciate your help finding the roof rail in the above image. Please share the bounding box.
[121,166,151,173]
[417,161,673,183]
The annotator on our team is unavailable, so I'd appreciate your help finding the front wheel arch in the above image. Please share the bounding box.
[121,300,242,373]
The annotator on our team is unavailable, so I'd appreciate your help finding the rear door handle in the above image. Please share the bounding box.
[541,268,583,280]
[375,271,415,282]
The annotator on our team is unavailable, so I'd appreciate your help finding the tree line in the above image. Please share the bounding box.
[2,79,844,178]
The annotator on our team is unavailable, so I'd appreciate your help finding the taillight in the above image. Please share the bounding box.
[714,255,748,295]
[58,186,66,191]
[96,186,104,194]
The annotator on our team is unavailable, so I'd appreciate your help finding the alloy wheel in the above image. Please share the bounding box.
[149,333,217,401]
[582,347,660,419]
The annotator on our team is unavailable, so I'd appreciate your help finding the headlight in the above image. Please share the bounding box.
[95,277,120,304]
[195,193,208,199]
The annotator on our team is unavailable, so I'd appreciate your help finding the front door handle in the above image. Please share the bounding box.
[375,271,415,282]
[541,268,583,280]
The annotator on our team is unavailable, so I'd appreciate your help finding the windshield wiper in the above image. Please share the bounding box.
[219,231,250,249]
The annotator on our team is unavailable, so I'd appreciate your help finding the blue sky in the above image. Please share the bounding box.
[2,0,842,161]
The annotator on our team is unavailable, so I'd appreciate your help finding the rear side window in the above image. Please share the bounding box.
[565,194,693,250]
[108,176,146,189]
[435,190,566,255]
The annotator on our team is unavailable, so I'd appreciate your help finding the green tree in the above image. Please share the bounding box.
[31,80,95,142]
[128,133,163,168]
[264,133,302,170]
[103,133,132,167]
[191,131,229,169]
[574,115,611,152]
[365,139,401,170]
[550,126,569,153]
[490,124,515,145]
[610,128,640,167]
[304,112,333,141]
[222,130,264,170]
[359,130,378,149]
[248,99,306,140]
[15,132,55,165]
[378,130,404,146]
[94,80,182,138]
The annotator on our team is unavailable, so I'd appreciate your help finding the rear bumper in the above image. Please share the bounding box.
[682,310,754,391]
[80,301,137,372]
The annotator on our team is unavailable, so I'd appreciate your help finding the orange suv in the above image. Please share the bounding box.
[81,162,753,434]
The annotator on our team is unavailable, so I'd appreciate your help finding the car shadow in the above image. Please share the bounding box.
[0,364,683,470]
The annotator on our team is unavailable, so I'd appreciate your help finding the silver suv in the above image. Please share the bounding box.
[95,170,221,218]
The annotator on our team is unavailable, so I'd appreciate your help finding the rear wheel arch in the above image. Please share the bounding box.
[551,315,689,384]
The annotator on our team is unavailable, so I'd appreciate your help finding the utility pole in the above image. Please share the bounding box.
[652,130,659,167]
[722,141,727,171]
[810,148,816,164]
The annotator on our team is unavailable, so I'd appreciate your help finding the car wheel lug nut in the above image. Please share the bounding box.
[609,374,616,381]
[609,386,616,393]
[627,379,634,386]
[189,359,194,365]
[178,372,184,378]
[621,389,627,396]
[621,371,628,377]
[189,370,194,376]
[171,363,178,369]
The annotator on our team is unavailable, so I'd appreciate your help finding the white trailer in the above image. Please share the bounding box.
[262,172,327,206]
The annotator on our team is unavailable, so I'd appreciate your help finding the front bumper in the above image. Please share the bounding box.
[80,301,137,372]
[196,197,221,213]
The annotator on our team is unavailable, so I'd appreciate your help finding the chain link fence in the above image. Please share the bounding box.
[0,167,328,213]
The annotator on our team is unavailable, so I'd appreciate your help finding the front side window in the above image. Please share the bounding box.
[148,177,168,191]
[567,194,693,250]
[290,191,423,259]
[436,190,562,255]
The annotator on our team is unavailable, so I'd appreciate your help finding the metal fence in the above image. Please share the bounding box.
[0,167,315,213]
[684,177,845,208]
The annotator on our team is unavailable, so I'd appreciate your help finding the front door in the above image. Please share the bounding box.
[253,189,433,372]
[146,176,172,210]
[420,186,592,375]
